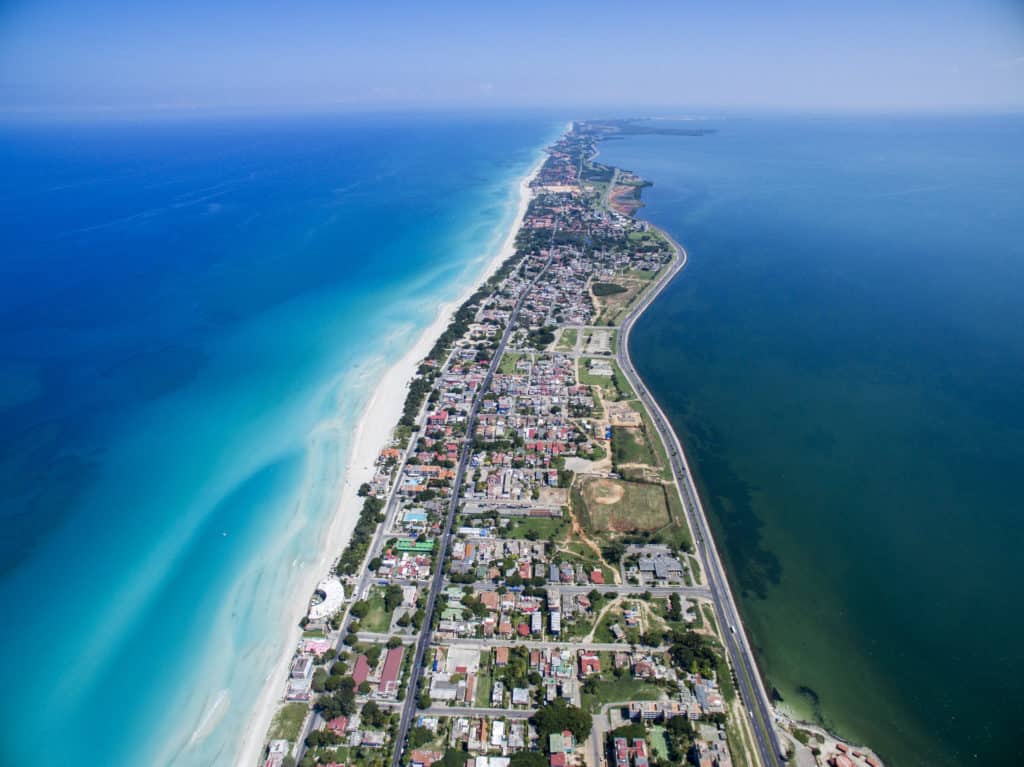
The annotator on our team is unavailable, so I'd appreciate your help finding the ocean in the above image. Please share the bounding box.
[0,111,559,766]
[597,115,1024,767]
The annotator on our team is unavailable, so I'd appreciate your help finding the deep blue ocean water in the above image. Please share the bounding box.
[0,112,558,766]
[598,115,1024,767]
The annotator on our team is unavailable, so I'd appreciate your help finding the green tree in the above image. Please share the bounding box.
[408,726,434,749]
[385,585,404,613]
[602,540,626,564]
[509,752,548,767]
[531,699,592,742]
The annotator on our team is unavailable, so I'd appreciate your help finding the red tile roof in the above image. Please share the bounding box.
[380,646,404,694]
[352,655,370,685]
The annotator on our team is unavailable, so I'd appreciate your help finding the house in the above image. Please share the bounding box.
[495,647,510,666]
[579,651,600,676]
[264,740,290,767]
[549,731,574,753]
[326,716,349,736]
[411,750,444,767]
[290,655,314,680]
[610,737,626,765]
[361,730,387,748]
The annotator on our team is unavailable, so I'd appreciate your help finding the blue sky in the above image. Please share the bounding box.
[1,0,1022,113]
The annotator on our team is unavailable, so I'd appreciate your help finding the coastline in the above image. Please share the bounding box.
[233,147,549,767]
[620,227,884,767]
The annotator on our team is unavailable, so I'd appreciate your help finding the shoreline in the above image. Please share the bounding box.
[619,223,884,767]
[233,146,549,767]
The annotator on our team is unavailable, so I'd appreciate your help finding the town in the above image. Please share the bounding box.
[257,121,875,767]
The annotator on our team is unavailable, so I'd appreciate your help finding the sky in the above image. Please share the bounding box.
[0,0,1022,114]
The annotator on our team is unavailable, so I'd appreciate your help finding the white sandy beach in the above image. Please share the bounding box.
[233,149,547,767]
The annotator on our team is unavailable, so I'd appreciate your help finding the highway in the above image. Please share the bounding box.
[389,243,558,767]
[616,233,783,767]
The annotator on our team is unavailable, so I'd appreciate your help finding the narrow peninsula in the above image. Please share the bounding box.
[250,122,883,767]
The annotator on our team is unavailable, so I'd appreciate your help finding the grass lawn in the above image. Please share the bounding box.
[268,702,308,741]
[649,726,669,758]
[593,281,643,325]
[561,616,595,640]
[688,555,702,583]
[578,358,613,387]
[702,603,719,635]
[611,426,658,467]
[612,362,635,400]
[581,677,663,712]
[475,652,495,706]
[499,351,527,375]
[727,720,754,767]
[626,400,669,478]
[360,588,392,633]
[662,490,694,552]
[688,599,704,629]
[624,268,658,281]
[506,515,568,541]
[556,328,578,350]
[593,609,628,644]
[581,478,670,532]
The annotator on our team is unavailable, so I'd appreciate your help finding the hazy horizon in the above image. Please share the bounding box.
[2,0,1022,115]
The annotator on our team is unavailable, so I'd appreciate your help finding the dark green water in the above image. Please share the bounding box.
[599,116,1024,766]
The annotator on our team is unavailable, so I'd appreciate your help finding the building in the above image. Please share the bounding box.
[579,651,600,675]
[308,576,345,621]
[411,750,444,767]
[379,646,404,697]
[549,731,574,753]
[264,740,289,767]
[352,654,371,686]
[326,716,349,736]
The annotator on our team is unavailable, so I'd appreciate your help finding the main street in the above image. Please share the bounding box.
[466,580,711,600]
[616,234,783,767]
[389,241,558,767]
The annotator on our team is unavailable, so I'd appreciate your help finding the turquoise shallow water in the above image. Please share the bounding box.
[0,112,558,765]
[598,115,1024,767]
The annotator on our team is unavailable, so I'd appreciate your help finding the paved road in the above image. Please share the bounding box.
[424,706,535,720]
[438,638,668,653]
[467,580,711,600]
[389,244,558,767]
[616,234,782,767]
